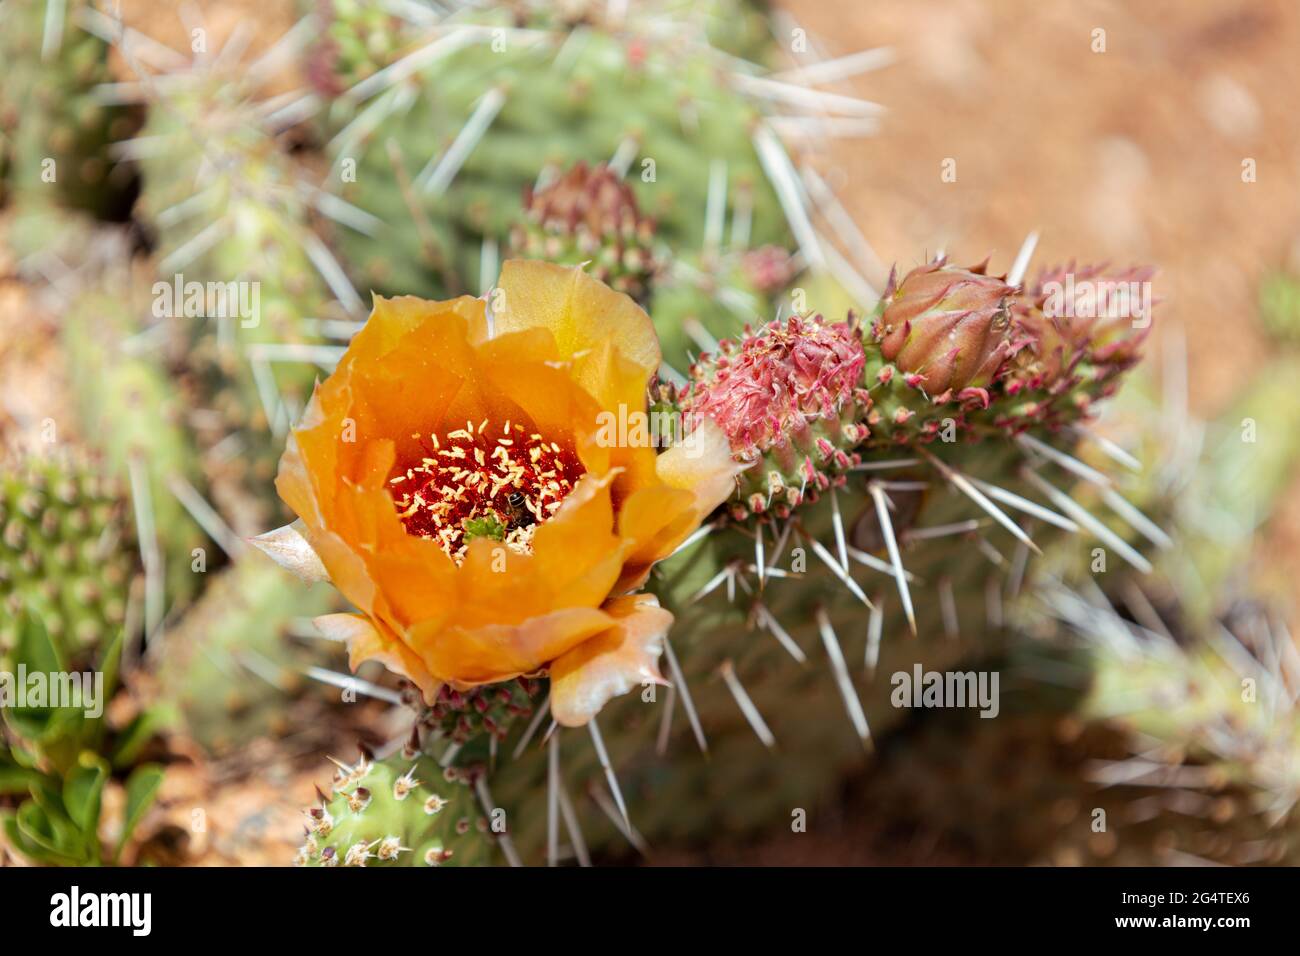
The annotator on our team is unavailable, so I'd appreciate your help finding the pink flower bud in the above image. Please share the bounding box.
[876,257,1015,393]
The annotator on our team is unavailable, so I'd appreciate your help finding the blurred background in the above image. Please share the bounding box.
[2,0,1298,867]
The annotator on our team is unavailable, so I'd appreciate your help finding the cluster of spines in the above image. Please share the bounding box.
[298,748,496,867]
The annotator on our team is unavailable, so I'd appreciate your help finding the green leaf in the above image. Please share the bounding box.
[0,764,45,795]
[96,625,125,701]
[2,811,74,866]
[109,708,163,769]
[16,800,84,864]
[14,610,64,674]
[114,763,164,863]
[2,611,72,746]
[5,740,39,770]
[28,779,86,859]
[63,754,109,834]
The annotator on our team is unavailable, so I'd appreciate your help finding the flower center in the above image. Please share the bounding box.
[391,418,583,563]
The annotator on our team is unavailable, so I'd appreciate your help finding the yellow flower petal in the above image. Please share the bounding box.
[493,259,660,415]
[549,594,672,727]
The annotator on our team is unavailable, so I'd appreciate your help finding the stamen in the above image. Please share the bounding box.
[392,422,582,563]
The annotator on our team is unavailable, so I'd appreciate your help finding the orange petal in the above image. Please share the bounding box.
[493,260,660,411]
[549,594,673,727]
[615,419,743,589]
[406,606,615,686]
[656,418,744,513]
[315,612,440,703]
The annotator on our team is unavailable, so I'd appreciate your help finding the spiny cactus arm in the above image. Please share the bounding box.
[1038,578,1299,865]
[262,243,1165,863]
[297,748,501,866]
[62,286,209,614]
[314,2,878,328]
[150,557,343,757]
[0,0,136,218]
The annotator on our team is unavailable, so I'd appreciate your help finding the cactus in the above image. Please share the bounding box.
[310,2,893,369]
[61,279,208,611]
[508,161,659,303]
[285,246,1162,865]
[316,3,804,302]
[1076,595,1300,863]
[151,555,343,757]
[296,748,500,866]
[917,339,1300,867]
[128,45,350,536]
[0,448,137,670]
[0,0,136,218]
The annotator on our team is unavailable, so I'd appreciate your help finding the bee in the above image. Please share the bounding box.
[502,491,532,533]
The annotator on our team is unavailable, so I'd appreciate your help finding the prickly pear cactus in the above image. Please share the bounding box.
[131,53,347,534]
[317,2,793,302]
[291,249,1162,866]
[0,448,137,669]
[152,556,342,756]
[297,749,500,866]
[62,281,208,610]
[0,0,136,218]
[508,162,659,303]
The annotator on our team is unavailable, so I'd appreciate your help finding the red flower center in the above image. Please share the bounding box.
[390,419,583,563]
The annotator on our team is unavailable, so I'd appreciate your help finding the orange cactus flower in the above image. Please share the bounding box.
[252,261,738,726]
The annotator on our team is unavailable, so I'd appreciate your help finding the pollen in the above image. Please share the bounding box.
[393,421,583,563]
